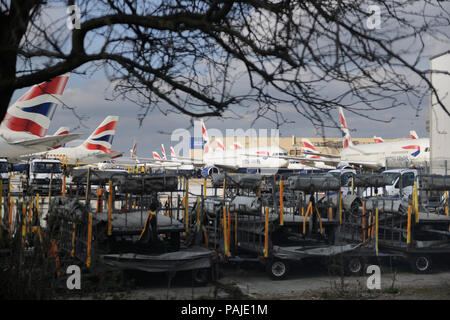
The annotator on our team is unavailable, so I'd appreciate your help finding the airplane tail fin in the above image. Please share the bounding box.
[201,119,210,154]
[161,144,167,160]
[410,130,419,139]
[52,126,70,149]
[53,127,70,136]
[338,107,353,149]
[373,136,384,143]
[170,146,176,159]
[301,138,317,152]
[130,141,138,159]
[302,138,322,159]
[1,73,70,137]
[153,151,162,160]
[82,115,119,153]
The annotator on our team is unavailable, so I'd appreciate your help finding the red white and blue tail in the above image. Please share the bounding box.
[153,151,162,160]
[201,119,210,154]
[53,126,70,136]
[82,116,118,153]
[410,130,419,140]
[52,126,70,149]
[170,146,176,159]
[302,138,322,159]
[161,144,167,160]
[1,73,70,137]
[373,136,384,143]
[338,107,353,149]
[130,141,138,159]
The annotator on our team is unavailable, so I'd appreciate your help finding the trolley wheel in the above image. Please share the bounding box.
[265,259,290,280]
[191,268,210,286]
[408,255,433,274]
[345,257,365,276]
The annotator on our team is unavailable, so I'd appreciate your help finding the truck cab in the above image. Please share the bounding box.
[24,159,63,195]
[327,167,357,195]
[0,158,10,194]
[381,168,418,199]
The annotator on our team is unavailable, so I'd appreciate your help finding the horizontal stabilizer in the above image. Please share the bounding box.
[11,133,81,149]
[94,151,124,160]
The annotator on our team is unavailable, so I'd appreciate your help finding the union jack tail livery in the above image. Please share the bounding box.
[153,151,162,160]
[201,119,210,154]
[52,126,70,149]
[53,127,70,136]
[302,138,322,159]
[170,146,176,159]
[130,141,138,159]
[338,107,353,149]
[410,130,419,140]
[82,116,119,154]
[373,136,384,143]
[161,144,167,160]
[1,73,70,138]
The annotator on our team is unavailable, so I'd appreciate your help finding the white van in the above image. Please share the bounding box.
[381,168,418,199]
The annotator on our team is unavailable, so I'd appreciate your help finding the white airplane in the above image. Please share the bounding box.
[290,107,430,169]
[287,138,334,170]
[41,116,123,164]
[0,73,81,159]
[175,120,289,175]
[132,120,289,175]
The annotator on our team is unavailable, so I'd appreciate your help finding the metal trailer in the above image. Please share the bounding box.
[337,173,450,274]
[198,173,364,280]
[47,170,215,285]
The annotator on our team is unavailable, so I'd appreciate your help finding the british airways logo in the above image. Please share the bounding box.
[402,145,420,157]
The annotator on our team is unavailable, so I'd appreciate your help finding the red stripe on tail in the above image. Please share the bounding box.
[18,76,69,102]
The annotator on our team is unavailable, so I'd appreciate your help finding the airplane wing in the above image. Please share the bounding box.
[94,151,124,160]
[213,163,240,171]
[136,157,205,167]
[287,151,340,159]
[11,133,82,149]
[295,156,382,170]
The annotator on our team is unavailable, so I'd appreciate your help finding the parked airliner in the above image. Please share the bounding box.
[0,73,80,159]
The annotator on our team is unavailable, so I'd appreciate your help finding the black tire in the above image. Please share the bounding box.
[345,257,365,276]
[409,255,433,274]
[191,268,210,286]
[265,259,290,280]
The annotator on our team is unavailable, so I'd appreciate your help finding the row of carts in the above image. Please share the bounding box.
[4,167,450,284]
